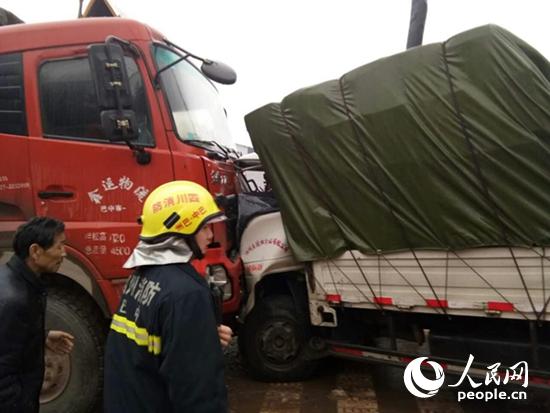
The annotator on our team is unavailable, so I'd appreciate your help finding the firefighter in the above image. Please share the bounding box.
[104,181,233,413]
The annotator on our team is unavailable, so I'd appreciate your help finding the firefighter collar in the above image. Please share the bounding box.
[123,236,193,269]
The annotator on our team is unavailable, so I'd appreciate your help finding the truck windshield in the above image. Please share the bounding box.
[153,45,233,148]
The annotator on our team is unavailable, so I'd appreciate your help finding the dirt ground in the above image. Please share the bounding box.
[225,342,550,413]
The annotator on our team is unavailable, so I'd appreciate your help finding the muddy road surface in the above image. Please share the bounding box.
[225,343,550,413]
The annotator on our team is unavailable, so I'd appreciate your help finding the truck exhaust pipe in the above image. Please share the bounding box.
[406,0,428,49]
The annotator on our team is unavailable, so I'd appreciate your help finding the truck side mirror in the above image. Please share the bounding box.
[88,43,138,142]
[100,110,138,142]
[201,60,237,85]
[89,43,132,109]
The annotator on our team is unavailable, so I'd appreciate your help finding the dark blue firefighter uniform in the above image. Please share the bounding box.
[104,263,227,412]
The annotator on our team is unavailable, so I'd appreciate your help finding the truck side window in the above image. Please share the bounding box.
[39,56,153,145]
[0,53,27,136]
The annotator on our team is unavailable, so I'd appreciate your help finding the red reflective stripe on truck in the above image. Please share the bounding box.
[487,302,514,312]
[326,294,342,304]
[425,299,448,308]
[332,346,364,357]
[374,296,393,305]
[530,376,550,386]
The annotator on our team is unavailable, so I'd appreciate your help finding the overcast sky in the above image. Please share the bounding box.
[3,0,550,147]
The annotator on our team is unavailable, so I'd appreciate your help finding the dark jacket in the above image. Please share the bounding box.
[104,263,227,413]
[0,255,47,413]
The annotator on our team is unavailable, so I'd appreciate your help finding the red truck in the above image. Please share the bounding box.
[0,17,242,412]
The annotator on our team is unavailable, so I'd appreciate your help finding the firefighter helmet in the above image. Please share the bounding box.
[139,181,225,242]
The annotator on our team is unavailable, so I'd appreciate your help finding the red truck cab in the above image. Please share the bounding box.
[0,17,241,412]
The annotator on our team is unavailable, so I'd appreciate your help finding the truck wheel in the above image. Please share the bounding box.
[40,287,107,413]
[239,294,317,381]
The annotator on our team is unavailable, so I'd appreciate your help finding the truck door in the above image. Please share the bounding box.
[25,47,173,277]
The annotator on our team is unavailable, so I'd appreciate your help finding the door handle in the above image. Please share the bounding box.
[38,191,74,199]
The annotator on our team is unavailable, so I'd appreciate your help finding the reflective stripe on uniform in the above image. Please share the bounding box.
[110,313,162,355]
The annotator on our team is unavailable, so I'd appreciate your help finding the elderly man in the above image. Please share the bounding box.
[0,217,74,413]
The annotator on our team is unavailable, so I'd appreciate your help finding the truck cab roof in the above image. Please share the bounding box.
[0,17,164,54]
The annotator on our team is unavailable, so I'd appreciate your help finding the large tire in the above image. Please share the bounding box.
[239,294,317,381]
[40,287,107,413]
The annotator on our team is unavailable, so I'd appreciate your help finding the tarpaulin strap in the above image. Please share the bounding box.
[338,77,446,316]
[110,314,162,355]
[379,253,433,306]
[278,106,339,260]
[536,247,550,321]
[325,259,343,300]
[543,247,547,307]
[532,247,550,264]
[444,250,449,302]
[441,41,538,319]
[350,251,381,306]
[278,106,383,311]
[378,253,382,297]
[328,259,377,306]
[449,251,529,321]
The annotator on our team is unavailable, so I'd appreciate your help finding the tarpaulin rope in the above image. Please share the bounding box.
[441,41,538,319]
[328,256,377,306]
[535,247,550,322]
[278,106,383,311]
[338,77,446,316]
[450,250,529,321]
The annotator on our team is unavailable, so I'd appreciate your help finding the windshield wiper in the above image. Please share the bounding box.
[185,139,240,161]
[184,139,228,160]
[206,140,241,161]
[208,140,234,159]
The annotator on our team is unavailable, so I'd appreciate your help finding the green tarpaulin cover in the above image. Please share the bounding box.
[245,25,550,262]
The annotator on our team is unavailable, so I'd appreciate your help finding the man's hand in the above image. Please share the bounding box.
[45,330,74,355]
[217,324,233,348]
